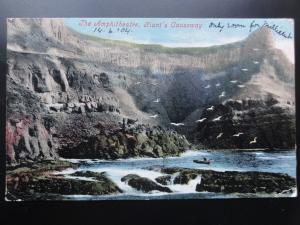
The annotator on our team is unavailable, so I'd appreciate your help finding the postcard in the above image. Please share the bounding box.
[5,18,296,200]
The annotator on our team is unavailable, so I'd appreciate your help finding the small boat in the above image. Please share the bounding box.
[193,159,211,165]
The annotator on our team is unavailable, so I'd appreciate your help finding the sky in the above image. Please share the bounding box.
[65,18,294,63]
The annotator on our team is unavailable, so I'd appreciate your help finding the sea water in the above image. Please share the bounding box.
[59,149,296,200]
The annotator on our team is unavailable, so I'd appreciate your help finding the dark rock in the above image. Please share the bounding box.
[30,65,50,93]
[69,171,123,193]
[6,115,57,165]
[99,73,111,89]
[173,171,198,184]
[196,170,295,194]
[121,174,172,193]
[193,99,295,149]
[155,175,171,185]
[58,124,191,160]
[6,162,122,199]
[6,160,78,178]
[13,176,121,196]
[154,167,296,194]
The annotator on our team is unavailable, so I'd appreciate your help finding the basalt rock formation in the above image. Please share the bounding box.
[6,18,295,164]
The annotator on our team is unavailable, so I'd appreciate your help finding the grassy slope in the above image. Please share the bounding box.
[70,27,242,56]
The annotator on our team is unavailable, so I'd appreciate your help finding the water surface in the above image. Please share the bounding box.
[59,149,297,200]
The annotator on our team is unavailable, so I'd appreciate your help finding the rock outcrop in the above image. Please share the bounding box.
[153,167,296,194]
[192,97,295,149]
[121,174,172,193]
[6,161,122,200]
[155,175,172,185]
[58,124,192,159]
[6,115,57,165]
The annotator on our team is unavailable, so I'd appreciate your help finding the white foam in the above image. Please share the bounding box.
[168,175,201,193]
[60,150,209,164]
[252,152,265,155]
[88,167,166,195]
[63,175,97,182]
[180,150,210,157]
[257,156,275,160]
[56,149,296,198]
[53,168,77,175]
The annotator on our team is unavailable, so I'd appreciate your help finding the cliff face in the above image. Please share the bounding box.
[192,98,295,149]
[6,78,57,164]
[8,19,243,74]
[6,19,295,164]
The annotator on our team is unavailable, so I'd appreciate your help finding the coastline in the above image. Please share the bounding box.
[5,149,297,201]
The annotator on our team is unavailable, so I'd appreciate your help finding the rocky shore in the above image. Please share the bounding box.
[6,159,296,200]
[152,167,296,194]
[6,161,122,200]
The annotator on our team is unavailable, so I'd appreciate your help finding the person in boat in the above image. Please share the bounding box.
[203,157,207,161]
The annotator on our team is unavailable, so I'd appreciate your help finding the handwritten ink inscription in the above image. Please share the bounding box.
[209,20,292,39]
[78,19,293,39]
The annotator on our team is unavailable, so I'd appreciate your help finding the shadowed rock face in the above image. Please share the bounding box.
[6,115,57,165]
[6,19,295,164]
[192,98,295,149]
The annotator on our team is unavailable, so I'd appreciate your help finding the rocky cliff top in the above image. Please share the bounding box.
[244,27,275,50]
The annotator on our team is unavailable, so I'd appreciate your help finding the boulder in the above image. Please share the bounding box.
[155,175,172,185]
[173,171,198,184]
[121,174,172,193]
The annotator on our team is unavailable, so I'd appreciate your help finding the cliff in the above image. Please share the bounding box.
[6,18,295,164]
